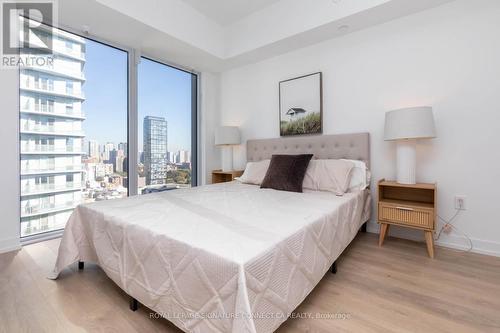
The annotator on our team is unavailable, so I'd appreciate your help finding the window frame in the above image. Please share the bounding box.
[138,55,199,191]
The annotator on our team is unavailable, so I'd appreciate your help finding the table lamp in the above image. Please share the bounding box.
[384,106,437,184]
[215,126,240,172]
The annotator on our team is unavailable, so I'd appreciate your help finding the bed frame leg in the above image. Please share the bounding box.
[78,261,84,270]
[331,261,337,274]
[130,297,138,311]
[361,222,367,233]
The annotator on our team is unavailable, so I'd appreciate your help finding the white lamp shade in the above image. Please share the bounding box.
[384,106,437,141]
[215,126,240,146]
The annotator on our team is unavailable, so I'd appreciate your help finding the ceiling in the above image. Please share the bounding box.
[69,0,457,72]
[181,0,282,25]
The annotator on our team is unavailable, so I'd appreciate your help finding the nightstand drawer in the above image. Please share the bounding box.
[378,202,434,229]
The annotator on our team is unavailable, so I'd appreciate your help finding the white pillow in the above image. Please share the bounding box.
[341,159,369,192]
[235,160,270,185]
[303,159,355,196]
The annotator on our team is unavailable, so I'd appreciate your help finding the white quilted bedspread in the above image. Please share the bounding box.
[50,182,369,333]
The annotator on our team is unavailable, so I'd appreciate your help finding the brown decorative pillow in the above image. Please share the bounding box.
[260,154,313,192]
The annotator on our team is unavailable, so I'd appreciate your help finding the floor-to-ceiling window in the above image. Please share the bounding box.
[18,19,199,240]
[137,57,197,194]
[19,19,128,238]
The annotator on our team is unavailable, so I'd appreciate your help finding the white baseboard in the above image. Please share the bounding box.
[0,237,21,254]
[366,221,500,258]
[435,234,500,257]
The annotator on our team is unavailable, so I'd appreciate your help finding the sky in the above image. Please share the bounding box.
[83,39,193,153]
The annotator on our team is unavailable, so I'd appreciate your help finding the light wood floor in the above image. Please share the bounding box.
[1,233,500,333]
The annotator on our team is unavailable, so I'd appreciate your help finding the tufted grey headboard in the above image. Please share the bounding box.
[247,133,370,168]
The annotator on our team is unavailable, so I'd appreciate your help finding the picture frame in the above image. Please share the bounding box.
[279,72,322,136]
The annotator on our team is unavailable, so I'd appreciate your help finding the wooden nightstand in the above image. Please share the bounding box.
[212,170,244,184]
[377,179,437,258]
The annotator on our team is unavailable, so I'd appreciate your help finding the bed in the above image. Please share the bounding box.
[50,133,371,333]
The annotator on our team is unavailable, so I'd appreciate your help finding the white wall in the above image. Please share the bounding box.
[0,68,21,253]
[220,0,500,256]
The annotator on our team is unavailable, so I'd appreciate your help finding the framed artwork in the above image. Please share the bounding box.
[279,72,322,136]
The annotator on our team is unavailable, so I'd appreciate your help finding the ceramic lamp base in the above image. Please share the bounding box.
[396,140,416,184]
[221,146,234,172]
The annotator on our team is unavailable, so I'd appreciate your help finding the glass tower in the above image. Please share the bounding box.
[143,116,168,185]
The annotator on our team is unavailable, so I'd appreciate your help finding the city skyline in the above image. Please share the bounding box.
[83,41,192,152]
[83,138,190,160]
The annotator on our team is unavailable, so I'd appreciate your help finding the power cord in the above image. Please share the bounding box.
[435,210,460,240]
[435,209,473,252]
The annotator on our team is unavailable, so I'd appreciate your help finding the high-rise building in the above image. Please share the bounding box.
[115,155,126,173]
[19,24,86,237]
[179,150,190,164]
[88,140,99,159]
[109,149,118,171]
[103,142,115,161]
[118,142,128,154]
[143,116,168,185]
[122,157,128,173]
[167,151,175,164]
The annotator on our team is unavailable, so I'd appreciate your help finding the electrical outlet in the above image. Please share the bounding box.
[455,195,467,210]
